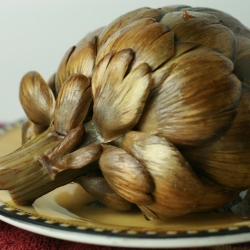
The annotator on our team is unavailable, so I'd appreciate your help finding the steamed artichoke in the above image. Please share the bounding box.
[1,5,250,220]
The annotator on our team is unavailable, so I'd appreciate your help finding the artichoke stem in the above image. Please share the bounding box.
[0,127,60,188]
[0,128,62,204]
[0,125,93,205]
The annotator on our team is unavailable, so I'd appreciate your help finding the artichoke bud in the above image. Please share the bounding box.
[99,145,155,205]
[2,5,250,219]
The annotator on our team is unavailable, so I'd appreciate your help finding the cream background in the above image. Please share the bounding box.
[0,0,248,122]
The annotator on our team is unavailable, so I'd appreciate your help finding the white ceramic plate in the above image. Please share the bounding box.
[0,122,250,248]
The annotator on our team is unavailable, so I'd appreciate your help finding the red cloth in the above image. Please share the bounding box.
[1,221,250,250]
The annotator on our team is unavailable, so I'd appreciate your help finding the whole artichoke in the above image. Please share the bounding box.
[1,5,250,220]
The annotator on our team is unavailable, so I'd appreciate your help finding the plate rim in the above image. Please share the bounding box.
[1,206,250,248]
[1,121,250,248]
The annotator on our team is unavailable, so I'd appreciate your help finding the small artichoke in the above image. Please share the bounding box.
[1,5,250,220]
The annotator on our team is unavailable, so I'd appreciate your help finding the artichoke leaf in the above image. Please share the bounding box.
[115,131,203,218]
[77,176,133,211]
[98,7,166,46]
[152,41,200,89]
[138,46,242,147]
[92,50,152,141]
[181,7,250,39]
[92,49,134,100]
[55,27,103,93]
[195,177,239,212]
[160,10,237,62]
[19,71,55,127]
[66,37,96,80]
[54,74,92,135]
[234,35,250,86]
[52,143,102,173]
[97,18,173,71]
[99,145,155,205]
[55,46,75,93]
[181,83,250,190]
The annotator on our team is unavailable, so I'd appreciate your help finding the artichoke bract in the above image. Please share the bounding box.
[1,5,250,220]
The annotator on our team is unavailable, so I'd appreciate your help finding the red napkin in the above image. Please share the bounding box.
[1,220,250,250]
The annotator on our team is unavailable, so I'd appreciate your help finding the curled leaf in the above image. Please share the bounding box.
[54,74,92,135]
[160,10,237,61]
[92,50,152,141]
[99,145,154,205]
[182,83,250,190]
[138,47,242,147]
[19,71,55,126]
[97,18,174,71]
[115,131,203,218]
[55,46,75,93]
[98,7,165,45]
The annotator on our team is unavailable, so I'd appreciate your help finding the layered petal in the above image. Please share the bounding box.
[19,71,55,126]
[160,10,237,62]
[92,50,152,141]
[138,47,242,147]
[54,74,92,135]
[97,18,174,71]
[78,176,133,211]
[181,83,250,190]
[99,145,155,205]
[115,131,203,218]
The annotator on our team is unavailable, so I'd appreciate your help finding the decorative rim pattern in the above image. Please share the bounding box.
[1,199,250,239]
[1,121,250,248]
